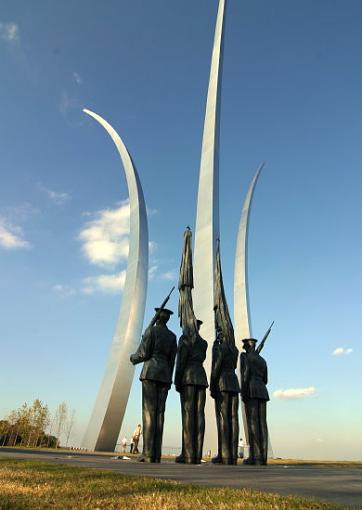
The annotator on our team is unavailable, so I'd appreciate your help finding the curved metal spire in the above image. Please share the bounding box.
[233,163,264,449]
[193,0,227,456]
[234,162,264,341]
[81,109,149,452]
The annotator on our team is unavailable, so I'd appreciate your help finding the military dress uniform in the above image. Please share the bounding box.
[240,343,269,465]
[210,338,240,464]
[174,332,208,463]
[131,319,177,462]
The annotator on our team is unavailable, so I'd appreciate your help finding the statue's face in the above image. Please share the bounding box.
[244,340,256,351]
[159,311,170,323]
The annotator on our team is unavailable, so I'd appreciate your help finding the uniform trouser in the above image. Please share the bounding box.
[245,399,268,463]
[142,380,169,462]
[215,391,239,462]
[180,385,206,462]
[214,397,222,459]
[133,436,140,454]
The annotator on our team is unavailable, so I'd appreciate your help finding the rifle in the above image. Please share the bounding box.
[145,286,175,331]
[256,321,274,354]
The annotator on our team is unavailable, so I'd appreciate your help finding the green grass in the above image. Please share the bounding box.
[0,458,355,510]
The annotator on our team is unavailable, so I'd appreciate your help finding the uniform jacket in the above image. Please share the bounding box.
[174,334,208,389]
[240,350,269,402]
[131,323,177,385]
[210,341,240,395]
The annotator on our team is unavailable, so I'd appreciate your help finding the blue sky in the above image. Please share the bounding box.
[1,0,361,460]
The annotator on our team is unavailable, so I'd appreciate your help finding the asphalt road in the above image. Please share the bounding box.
[1,448,361,508]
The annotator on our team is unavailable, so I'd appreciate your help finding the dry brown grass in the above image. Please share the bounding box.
[267,458,362,468]
[0,458,352,510]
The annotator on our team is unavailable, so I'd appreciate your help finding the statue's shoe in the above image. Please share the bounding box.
[211,456,222,464]
[175,455,185,463]
[138,456,153,463]
[243,458,256,465]
[221,458,233,465]
[254,459,267,466]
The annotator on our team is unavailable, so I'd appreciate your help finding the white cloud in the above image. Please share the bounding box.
[2,203,37,221]
[79,202,130,266]
[332,347,353,356]
[52,284,76,297]
[149,241,158,254]
[273,387,316,400]
[148,265,158,280]
[59,91,77,114]
[0,22,19,42]
[38,183,71,205]
[82,271,126,294]
[147,207,158,217]
[59,91,83,126]
[79,202,160,294]
[0,218,30,250]
[160,270,177,281]
[72,71,82,85]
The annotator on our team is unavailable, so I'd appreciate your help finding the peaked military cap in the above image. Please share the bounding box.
[155,307,174,315]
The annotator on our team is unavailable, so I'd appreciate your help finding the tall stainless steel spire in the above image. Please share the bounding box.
[81,109,148,452]
[234,163,264,341]
[234,163,264,446]
[193,0,226,454]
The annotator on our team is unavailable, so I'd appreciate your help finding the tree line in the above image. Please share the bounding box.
[0,400,76,448]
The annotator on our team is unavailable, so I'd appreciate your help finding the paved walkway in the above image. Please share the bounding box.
[1,448,361,507]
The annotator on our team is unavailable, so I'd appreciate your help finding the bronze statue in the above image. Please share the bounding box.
[210,240,240,465]
[210,325,240,465]
[130,306,177,463]
[176,228,209,464]
[240,338,269,465]
[174,319,208,464]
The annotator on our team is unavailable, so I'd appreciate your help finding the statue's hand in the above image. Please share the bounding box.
[130,354,136,364]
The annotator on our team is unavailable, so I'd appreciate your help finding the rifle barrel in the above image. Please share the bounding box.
[257,321,274,354]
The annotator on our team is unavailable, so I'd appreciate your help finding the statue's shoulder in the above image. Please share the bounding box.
[201,336,208,349]
[178,334,188,345]
[258,353,267,365]
[166,327,177,342]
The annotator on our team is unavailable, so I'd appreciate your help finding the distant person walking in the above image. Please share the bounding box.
[131,424,142,454]
[238,437,244,458]
[121,437,128,453]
